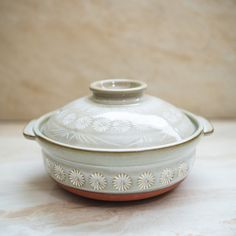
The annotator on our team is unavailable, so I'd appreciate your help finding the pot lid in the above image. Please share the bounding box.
[41,79,196,150]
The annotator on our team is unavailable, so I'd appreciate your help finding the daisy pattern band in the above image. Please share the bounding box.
[44,156,190,194]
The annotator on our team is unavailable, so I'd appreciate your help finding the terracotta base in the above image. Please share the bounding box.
[57,181,182,201]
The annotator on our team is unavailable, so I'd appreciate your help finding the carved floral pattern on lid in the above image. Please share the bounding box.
[75,117,92,130]
[110,120,131,133]
[92,118,111,133]
[62,113,77,125]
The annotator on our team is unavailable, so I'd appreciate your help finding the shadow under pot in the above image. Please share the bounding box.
[23,79,213,201]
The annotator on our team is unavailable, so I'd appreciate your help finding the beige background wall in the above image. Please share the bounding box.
[0,0,236,120]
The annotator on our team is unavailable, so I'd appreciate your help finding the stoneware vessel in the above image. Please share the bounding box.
[23,79,214,201]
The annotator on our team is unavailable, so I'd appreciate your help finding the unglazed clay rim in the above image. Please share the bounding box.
[33,110,203,153]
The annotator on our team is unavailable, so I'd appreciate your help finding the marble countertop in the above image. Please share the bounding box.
[0,121,235,236]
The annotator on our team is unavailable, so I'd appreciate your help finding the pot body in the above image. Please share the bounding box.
[38,135,200,201]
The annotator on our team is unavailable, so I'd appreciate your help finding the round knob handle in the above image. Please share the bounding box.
[90,79,147,101]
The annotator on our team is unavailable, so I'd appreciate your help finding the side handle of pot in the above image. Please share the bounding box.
[23,120,37,140]
[198,116,214,136]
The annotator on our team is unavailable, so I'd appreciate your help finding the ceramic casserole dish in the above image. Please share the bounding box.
[23,79,213,201]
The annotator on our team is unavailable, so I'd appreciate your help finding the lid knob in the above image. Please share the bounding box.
[90,79,147,101]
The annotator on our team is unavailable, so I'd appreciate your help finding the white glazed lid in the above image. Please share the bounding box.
[41,79,196,150]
